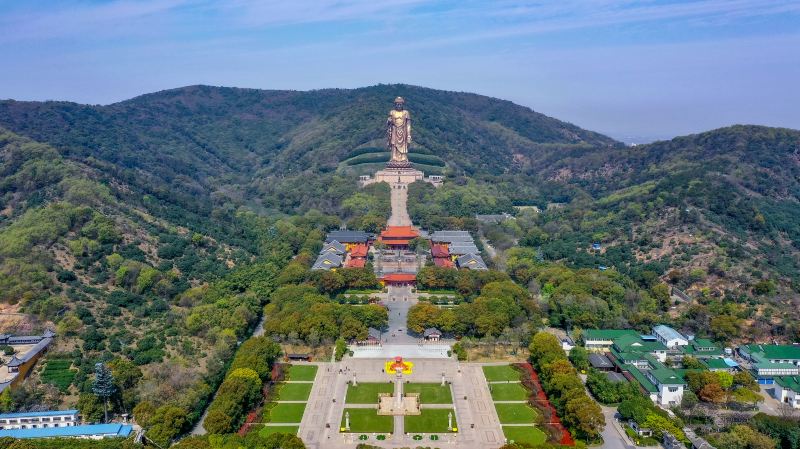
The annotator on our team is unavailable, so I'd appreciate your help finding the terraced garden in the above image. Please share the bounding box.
[258,364,318,438]
[484,364,547,446]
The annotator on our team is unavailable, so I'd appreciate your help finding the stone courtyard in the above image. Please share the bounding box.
[296,358,505,449]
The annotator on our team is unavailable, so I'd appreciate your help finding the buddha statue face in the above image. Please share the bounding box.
[394,97,405,111]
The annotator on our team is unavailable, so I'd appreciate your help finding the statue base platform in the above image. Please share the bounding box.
[385,160,413,169]
[371,166,424,185]
[377,393,421,415]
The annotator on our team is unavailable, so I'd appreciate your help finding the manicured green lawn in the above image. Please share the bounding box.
[404,383,453,404]
[340,408,394,433]
[275,382,313,401]
[483,365,521,382]
[266,403,306,423]
[345,382,393,404]
[285,364,318,382]
[503,425,547,445]
[490,383,530,401]
[404,409,456,433]
[259,425,299,438]
[495,403,538,424]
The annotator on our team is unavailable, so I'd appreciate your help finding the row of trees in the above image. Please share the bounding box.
[262,284,388,344]
[202,337,282,434]
[416,266,510,297]
[406,280,539,337]
[528,332,605,442]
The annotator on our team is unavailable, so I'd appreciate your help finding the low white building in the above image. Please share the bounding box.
[0,410,78,430]
[774,377,800,409]
[646,368,685,406]
[653,325,689,349]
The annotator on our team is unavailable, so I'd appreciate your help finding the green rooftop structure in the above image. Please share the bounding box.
[613,334,668,353]
[701,358,734,371]
[647,368,684,385]
[740,344,800,384]
[582,329,639,350]
[740,344,800,364]
[681,339,724,358]
[774,376,800,409]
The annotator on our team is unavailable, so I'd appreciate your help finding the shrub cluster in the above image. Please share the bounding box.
[202,337,282,434]
[528,332,604,442]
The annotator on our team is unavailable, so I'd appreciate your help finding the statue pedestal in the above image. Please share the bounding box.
[371,167,424,185]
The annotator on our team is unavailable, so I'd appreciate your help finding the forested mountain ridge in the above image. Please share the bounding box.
[1,86,798,326]
[0,83,617,185]
[405,124,800,341]
[0,126,342,441]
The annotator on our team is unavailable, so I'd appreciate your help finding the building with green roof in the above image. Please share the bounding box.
[740,344,800,364]
[582,329,639,351]
[681,339,724,359]
[739,344,800,384]
[774,376,800,409]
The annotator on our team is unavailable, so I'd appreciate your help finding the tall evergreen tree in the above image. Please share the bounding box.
[92,362,116,423]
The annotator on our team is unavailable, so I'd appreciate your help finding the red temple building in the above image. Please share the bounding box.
[378,226,419,249]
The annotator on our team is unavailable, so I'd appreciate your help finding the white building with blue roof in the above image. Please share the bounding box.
[0,423,132,439]
[652,325,689,349]
[0,409,78,430]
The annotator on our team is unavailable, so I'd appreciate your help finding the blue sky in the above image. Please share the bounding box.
[1,1,798,141]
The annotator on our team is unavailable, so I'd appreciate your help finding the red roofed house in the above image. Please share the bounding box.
[344,242,369,268]
[431,243,449,258]
[349,243,369,258]
[433,257,454,268]
[378,226,419,249]
[430,242,454,268]
[346,257,366,268]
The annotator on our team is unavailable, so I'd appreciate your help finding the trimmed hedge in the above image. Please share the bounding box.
[345,153,391,165]
[344,151,445,167]
[346,146,385,159]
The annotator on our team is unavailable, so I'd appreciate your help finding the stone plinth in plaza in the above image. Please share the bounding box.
[377,392,421,415]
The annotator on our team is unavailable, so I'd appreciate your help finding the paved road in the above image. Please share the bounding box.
[599,406,635,449]
[384,285,417,345]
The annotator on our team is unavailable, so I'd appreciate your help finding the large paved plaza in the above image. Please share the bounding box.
[296,358,506,449]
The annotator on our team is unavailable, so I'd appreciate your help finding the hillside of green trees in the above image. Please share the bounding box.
[0,85,798,447]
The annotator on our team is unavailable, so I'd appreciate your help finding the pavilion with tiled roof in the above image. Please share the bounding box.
[378,226,419,249]
[381,272,416,286]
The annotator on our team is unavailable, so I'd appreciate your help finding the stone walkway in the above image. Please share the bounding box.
[297,359,505,449]
[387,183,412,226]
